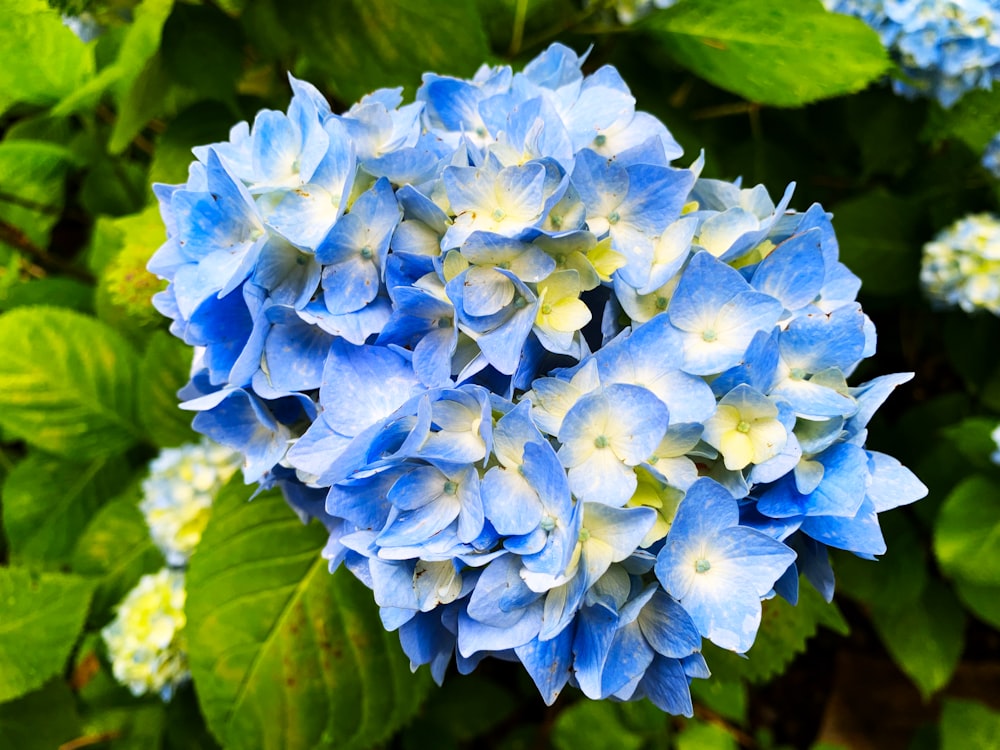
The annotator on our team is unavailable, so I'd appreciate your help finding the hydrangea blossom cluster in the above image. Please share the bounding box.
[148,44,926,712]
[614,0,678,25]
[823,0,1000,107]
[140,438,240,566]
[992,423,1000,464]
[101,568,189,699]
[983,133,1000,178]
[921,212,1000,313]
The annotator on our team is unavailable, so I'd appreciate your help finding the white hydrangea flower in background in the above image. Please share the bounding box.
[921,213,1000,314]
[991,423,1000,464]
[101,569,189,699]
[140,439,240,567]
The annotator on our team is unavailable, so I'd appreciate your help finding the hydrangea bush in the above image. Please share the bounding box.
[824,0,1000,107]
[6,1,1000,748]
[147,43,926,710]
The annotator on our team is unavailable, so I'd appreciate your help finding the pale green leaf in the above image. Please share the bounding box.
[940,699,1000,750]
[0,567,93,703]
[551,700,644,750]
[0,0,94,115]
[2,452,129,567]
[186,479,431,750]
[642,0,890,107]
[0,306,141,458]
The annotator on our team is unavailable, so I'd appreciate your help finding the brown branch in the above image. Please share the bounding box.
[0,220,95,284]
[693,704,758,748]
[59,731,122,750]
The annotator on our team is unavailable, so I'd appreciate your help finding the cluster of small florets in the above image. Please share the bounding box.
[921,212,1000,314]
[824,0,1000,107]
[614,0,677,24]
[102,439,236,698]
[140,438,240,566]
[101,568,189,699]
[148,43,926,712]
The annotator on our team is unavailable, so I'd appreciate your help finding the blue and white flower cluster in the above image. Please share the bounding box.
[149,44,926,713]
[101,568,189,699]
[102,439,235,698]
[921,212,1000,314]
[824,0,1000,108]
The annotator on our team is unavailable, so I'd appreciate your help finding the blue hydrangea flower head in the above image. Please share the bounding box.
[824,0,1000,107]
[148,42,925,711]
[983,132,1000,178]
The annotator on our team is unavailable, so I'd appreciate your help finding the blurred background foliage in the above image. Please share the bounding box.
[0,0,999,748]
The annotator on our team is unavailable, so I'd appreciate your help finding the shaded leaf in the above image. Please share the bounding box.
[273,0,490,103]
[939,699,1000,750]
[3,452,129,567]
[72,489,166,626]
[551,700,645,750]
[0,680,83,750]
[138,332,197,448]
[870,579,964,699]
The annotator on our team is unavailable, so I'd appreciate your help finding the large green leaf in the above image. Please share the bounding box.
[138,331,198,448]
[551,700,645,750]
[272,0,491,103]
[72,490,166,625]
[934,475,1000,588]
[0,680,83,750]
[2,452,130,567]
[870,579,965,699]
[186,480,431,750]
[642,0,890,107]
[0,306,141,458]
[0,567,93,703]
[0,0,93,115]
[924,87,1000,153]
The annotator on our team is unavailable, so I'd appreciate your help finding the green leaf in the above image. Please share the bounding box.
[676,720,737,750]
[551,700,645,750]
[186,479,431,750]
[827,188,923,296]
[138,332,198,448]
[0,277,94,314]
[72,490,166,625]
[160,4,245,103]
[0,306,141,458]
[642,0,889,107]
[53,0,175,118]
[941,417,999,469]
[0,0,94,115]
[273,0,491,103]
[934,475,1000,588]
[690,678,747,725]
[870,579,964,699]
[0,680,83,750]
[0,140,75,250]
[0,567,94,703]
[953,579,1000,630]
[704,582,848,684]
[940,699,1000,750]
[2,452,130,567]
[407,674,517,743]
